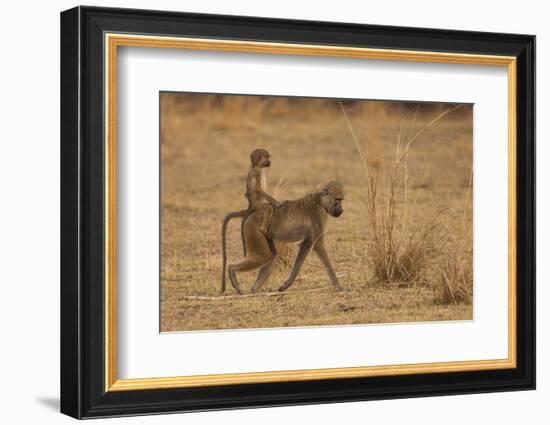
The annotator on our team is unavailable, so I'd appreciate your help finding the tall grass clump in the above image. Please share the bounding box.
[340,102,462,285]
[436,172,473,304]
[363,167,448,284]
[437,250,472,304]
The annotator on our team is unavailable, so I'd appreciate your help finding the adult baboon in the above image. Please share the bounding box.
[221,181,344,294]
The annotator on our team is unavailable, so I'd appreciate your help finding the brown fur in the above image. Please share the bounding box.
[221,181,345,294]
[246,149,280,236]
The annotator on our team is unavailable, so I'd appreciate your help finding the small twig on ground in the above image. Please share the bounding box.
[181,286,335,301]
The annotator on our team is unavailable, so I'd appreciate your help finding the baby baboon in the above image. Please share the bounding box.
[246,149,280,238]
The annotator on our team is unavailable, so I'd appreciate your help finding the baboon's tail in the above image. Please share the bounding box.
[221,210,248,294]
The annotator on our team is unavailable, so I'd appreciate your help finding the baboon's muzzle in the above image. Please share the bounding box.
[329,203,343,217]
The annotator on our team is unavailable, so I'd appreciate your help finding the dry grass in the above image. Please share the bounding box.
[437,251,473,304]
[435,172,474,304]
[160,94,473,332]
[363,167,448,285]
[341,102,454,285]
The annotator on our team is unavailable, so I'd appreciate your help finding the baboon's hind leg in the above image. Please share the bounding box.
[251,242,278,293]
[228,255,270,295]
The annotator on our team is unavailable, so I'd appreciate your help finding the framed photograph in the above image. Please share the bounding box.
[60,6,535,419]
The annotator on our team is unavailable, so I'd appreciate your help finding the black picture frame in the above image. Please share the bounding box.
[61,5,535,419]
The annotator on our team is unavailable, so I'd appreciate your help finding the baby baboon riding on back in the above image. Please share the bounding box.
[246,149,280,238]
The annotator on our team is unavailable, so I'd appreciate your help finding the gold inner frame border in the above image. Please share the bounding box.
[104,33,517,392]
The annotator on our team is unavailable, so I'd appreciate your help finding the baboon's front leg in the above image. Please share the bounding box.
[279,240,313,292]
[314,240,343,291]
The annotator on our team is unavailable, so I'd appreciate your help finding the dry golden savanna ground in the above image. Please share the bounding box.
[160,93,473,332]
